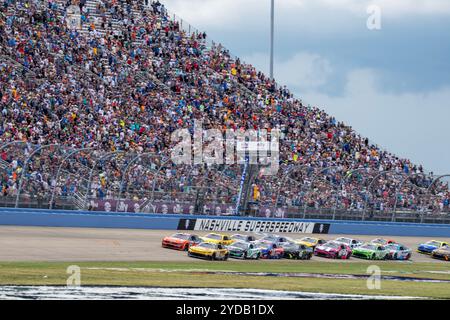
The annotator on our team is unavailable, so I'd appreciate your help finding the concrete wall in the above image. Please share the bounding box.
[0,208,449,237]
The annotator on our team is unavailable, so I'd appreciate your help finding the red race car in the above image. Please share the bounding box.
[314,241,352,259]
[162,233,202,251]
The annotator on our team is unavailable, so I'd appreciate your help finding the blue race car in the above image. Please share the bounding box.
[255,242,284,259]
[417,240,449,254]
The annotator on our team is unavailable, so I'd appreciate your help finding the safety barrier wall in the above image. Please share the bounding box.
[0,208,449,237]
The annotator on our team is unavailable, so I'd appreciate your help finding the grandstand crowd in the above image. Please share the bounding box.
[0,0,448,215]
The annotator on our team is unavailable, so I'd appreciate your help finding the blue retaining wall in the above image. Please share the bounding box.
[0,208,449,237]
[0,208,180,230]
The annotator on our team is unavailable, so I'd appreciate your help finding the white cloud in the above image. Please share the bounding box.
[301,69,450,174]
[161,0,450,30]
[238,51,450,173]
[315,0,450,16]
[159,0,450,174]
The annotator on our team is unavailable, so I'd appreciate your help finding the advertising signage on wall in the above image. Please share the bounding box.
[177,218,330,234]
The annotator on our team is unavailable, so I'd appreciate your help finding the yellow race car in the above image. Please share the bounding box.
[200,233,234,246]
[294,237,327,249]
[188,242,229,260]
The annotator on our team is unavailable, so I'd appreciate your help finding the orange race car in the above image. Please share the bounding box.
[161,233,202,251]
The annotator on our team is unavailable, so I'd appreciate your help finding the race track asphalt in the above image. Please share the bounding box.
[0,226,448,263]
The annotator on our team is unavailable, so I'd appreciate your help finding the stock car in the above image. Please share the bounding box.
[226,241,261,260]
[352,243,390,260]
[294,237,327,249]
[334,237,363,249]
[314,241,352,259]
[384,243,412,260]
[200,233,234,246]
[431,245,450,261]
[417,240,449,254]
[161,233,202,251]
[371,238,396,245]
[188,242,229,261]
[256,242,284,259]
[280,242,313,260]
[231,234,257,243]
[256,235,291,246]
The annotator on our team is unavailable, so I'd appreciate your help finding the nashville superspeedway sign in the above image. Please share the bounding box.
[177,218,330,234]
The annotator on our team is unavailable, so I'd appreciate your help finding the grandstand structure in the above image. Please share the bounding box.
[0,0,449,223]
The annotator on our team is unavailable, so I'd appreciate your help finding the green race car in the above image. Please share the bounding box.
[226,241,261,259]
[352,243,390,260]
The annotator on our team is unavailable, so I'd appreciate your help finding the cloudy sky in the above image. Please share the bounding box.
[163,0,450,175]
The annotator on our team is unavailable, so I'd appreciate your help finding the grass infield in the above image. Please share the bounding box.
[0,261,449,298]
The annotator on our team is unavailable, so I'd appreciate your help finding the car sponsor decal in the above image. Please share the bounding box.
[178,219,330,234]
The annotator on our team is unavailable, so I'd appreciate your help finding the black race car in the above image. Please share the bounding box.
[279,241,313,260]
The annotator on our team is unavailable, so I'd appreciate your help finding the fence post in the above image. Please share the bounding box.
[50,147,96,209]
[115,152,156,212]
[86,151,125,209]
[15,144,60,208]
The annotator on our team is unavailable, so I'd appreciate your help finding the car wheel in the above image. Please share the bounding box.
[405,253,411,260]
[184,244,189,251]
[211,253,216,261]
[384,254,389,260]
[371,253,376,260]
[256,253,260,260]
[346,253,351,259]
[393,253,398,260]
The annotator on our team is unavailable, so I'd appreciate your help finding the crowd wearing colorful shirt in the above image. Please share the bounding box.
[0,0,448,215]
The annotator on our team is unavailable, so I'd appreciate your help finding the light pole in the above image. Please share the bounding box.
[270,0,275,80]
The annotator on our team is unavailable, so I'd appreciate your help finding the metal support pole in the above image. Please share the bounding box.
[86,151,125,208]
[426,174,450,219]
[115,152,155,212]
[270,0,275,80]
[363,171,407,221]
[15,144,60,208]
[150,158,172,202]
[338,168,369,220]
[50,147,96,209]
[392,173,427,221]
[302,166,338,219]
[275,164,310,207]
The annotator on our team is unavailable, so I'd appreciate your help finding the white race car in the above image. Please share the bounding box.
[334,237,363,249]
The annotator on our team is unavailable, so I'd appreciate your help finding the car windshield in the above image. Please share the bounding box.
[199,243,216,249]
[172,234,189,240]
[262,236,277,242]
[257,243,271,249]
[232,242,248,250]
[426,241,440,246]
[205,234,222,240]
[360,244,377,250]
[336,238,350,244]
[324,242,340,249]
[372,239,385,243]
[301,237,315,243]
[232,235,245,240]
[385,244,399,250]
